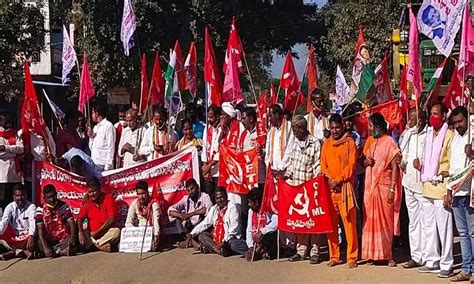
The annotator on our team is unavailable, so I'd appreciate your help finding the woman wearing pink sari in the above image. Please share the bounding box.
[362,113,401,267]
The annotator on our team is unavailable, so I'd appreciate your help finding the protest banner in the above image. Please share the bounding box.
[119,227,153,253]
[277,176,333,234]
[218,145,258,195]
[36,147,200,224]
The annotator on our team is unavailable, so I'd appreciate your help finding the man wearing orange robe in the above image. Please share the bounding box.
[321,114,358,269]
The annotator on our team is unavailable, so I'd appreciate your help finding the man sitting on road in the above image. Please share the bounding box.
[168,178,213,249]
[77,177,120,252]
[189,188,248,256]
[36,184,78,257]
[0,184,36,260]
[125,181,161,252]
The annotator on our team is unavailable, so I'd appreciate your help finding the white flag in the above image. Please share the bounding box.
[335,66,352,107]
[120,0,136,56]
[417,0,466,57]
[61,25,77,85]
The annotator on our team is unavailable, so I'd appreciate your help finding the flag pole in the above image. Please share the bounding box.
[242,54,259,104]
[139,206,150,260]
[42,89,63,130]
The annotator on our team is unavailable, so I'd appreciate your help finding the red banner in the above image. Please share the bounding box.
[36,147,200,225]
[277,176,333,234]
[218,145,258,195]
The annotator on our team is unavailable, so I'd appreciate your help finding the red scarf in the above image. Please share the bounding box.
[251,211,267,235]
[224,120,240,149]
[137,199,159,226]
[212,207,227,244]
[206,125,215,160]
[0,129,21,173]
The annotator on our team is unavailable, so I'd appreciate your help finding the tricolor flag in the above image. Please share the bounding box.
[421,58,447,110]
[351,26,375,101]
[164,41,185,100]
[223,17,245,73]
[459,2,474,79]
[408,6,423,103]
[120,0,136,56]
[204,27,223,107]
[61,25,77,85]
[335,65,352,108]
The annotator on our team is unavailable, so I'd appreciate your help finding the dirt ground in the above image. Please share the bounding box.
[0,247,456,284]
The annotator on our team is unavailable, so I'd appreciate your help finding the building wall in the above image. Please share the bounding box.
[27,0,51,76]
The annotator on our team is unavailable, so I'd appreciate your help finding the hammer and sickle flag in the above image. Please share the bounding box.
[218,145,258,195]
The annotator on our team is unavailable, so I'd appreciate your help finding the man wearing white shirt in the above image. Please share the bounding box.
[118,109,146,168]
[399,108,427,269]
[190,189,248,256]
[88,101,116,175]
[304,89,330,143]
[201,105,221,202]
[0,113,23,208]
[0,184,36,260]
[446,106,473,282]
[265,104,293,171]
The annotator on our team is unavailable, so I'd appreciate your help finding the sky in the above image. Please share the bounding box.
[270,0,327,78]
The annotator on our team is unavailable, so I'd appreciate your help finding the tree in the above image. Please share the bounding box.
[0,1,45,101]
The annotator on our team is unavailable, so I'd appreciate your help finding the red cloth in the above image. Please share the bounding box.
[36,200,72,242]
[78,193,118,232]
[251,211,266,235]
[224,120,241,150]
[212,207,227,244]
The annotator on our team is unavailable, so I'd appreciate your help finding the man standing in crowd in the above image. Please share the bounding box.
[0,112,23,208]
[305,89,330,143]
[245,187,278,261]
[184,103,205,139]
[36,184,77,257]
[77,177,120,252]
[321,114,358,268]
[88,101,116,175]
[169,178,213,248]
[415,103,454,277]
[76,113,89,154]
[0,184,36,260]
[280,115,321,264]
[56,111,83,156]
[125,181,160,252]
[114,106,128,168]
[189,188,248,256]
[201,105,221,202]
[265,104,292,172]
[118,109,146,168]
[140,105,177,160]
[445,106,473,282]
[399,108,427,269]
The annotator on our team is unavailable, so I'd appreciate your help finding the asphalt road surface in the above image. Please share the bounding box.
[1,248,453,283]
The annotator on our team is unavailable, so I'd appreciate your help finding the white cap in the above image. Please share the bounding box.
[222,102,237,118]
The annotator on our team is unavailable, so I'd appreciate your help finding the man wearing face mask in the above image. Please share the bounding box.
[444,106,473,282]
[118,109,146,168]
[414,103,454,278]
[139,105,177,160]
[398,108,427,269]
[304,88,330,143]
[114,106,128,168]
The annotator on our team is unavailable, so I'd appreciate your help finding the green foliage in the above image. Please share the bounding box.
[0,1,45,101]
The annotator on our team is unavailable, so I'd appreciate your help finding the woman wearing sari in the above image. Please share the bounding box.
[362,113,401,267]
[175,119,203,151]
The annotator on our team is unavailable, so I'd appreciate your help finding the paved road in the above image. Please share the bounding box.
[1,248,451,283]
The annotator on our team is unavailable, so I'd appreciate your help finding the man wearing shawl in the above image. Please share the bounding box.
[321,114,358,268]
[414,103,453,278]
[362,112,401,267]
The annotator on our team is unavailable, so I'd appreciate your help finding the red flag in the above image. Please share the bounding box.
[459,2,474,79]
[260,167,277,215]
[218,145,258,195]
[204,27,223,106]
[149,51,165,105]
[270,81,277,105]
[256,91,268,146]
[354,100,402,138]
[184,41,197,97]
[277,176,334,234]
[223,51,242,103]
[280,51,303,112]
[306,45,318,112]
[374,52,393,104]
[22,61,53,154]
[172,40,186,92]
[407,6,422,102]
[78,54,95,112]
[399,66,409,117]
[443,64,469,110]
[139,54,149,114]
[223,17,245,73]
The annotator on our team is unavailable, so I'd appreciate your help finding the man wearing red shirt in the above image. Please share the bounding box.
[77,177,120,252]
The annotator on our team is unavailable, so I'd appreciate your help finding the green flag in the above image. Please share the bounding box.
[356,63,375,101]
